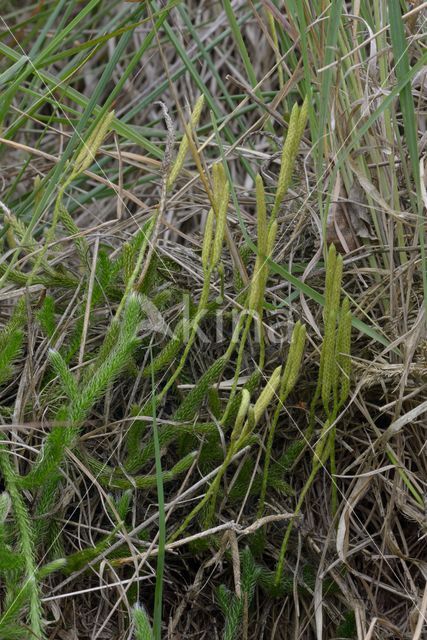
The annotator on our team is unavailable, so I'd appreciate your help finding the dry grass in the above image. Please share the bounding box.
[0,1,426,639]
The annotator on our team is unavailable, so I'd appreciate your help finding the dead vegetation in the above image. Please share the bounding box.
[0,1,426,639]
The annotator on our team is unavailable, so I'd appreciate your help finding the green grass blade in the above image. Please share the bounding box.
[222,0,258,88]
[388,0,426,313]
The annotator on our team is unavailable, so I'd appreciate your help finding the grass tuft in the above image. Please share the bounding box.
[0,1,425,637]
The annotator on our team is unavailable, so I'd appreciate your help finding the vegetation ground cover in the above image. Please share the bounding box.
[0,1,426,638]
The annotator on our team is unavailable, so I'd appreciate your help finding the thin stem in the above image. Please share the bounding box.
[150,347,165,640]
[274,465,318,587]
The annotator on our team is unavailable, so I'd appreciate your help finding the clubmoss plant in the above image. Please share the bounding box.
[216,548,261,640]
[3,1,421,636]
[20,293,144,493]
[275,245,352,586]
[29,111,115,284]
[167,95,205,192]
[169,366,282,541]
[258,321,306,517]
[221,100,307,424]
[133,604,155,640]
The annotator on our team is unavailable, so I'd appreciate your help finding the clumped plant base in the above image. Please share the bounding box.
[0,1,426,639]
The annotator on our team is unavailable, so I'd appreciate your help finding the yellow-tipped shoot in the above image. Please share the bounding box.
[167,95,205,191]
[201,208,215,271]
[320,245,344,413]
[248,175,276,313]
[336,297,352,408]
[201,162,229,271]
[272,96,308,218]
[210,166,229,268]
[235,366,282,449]
[280,321,307,398]
[253,365,282,424]
[232,389,251,442]
[72,111,115,179]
